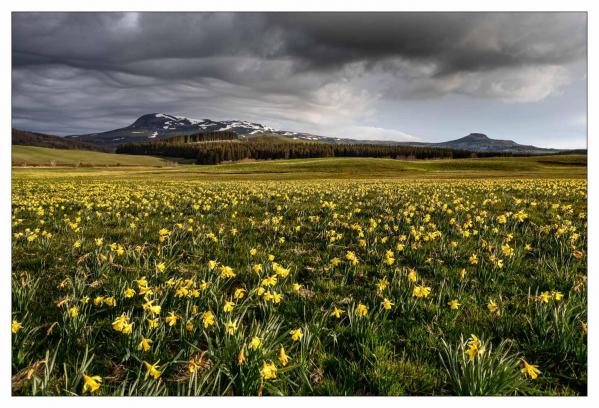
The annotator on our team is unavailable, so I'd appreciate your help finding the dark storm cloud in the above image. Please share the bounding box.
[13,12,586,75]
[11,12,587,141]
[261,12,587,76]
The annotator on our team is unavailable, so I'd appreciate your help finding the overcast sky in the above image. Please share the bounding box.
[12,12,587,148]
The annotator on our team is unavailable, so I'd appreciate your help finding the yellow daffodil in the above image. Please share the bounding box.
[279,345,289,366]
[234,288,246,300]
[220,265,236,278]
[82,374,102,393]
[225,321,237,335]
[539,291,551,303]
[238,347,246,366]
[223,300,235,313]
[331,306,344,319]
[260,361,277,380]
[468,254,478,265]
[520,360,541,379]
[249,336,262,350]
[147,318,159,329]
[487,299,499,314]
[407,268,417,282]
[290,328,303,341]
[112,314,129,332]
[203,312,215,328]
[143,300,161,315]
[466,334,484,360]
[118,320,132,334]
[345,251,359,265]
[143,360,161,380]
[448,299,460,310]
[137,336,153,352]
[165,311,178,326]
[412,286,432,298]
[356,303,369,317]
[12,320,22,334]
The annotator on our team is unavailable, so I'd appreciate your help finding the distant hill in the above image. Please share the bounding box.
[427,133,562,155]
[12,128,110,152]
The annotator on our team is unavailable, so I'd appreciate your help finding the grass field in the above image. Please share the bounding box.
[12,150,587,180]
[11,156,587,395]
[12,145,191,167]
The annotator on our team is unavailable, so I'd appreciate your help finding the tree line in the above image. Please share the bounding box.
[116,135,520,165]
[164,130,238,144]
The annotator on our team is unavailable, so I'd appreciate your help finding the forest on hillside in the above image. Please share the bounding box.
[116,135,519,165]
[12,128,111,152]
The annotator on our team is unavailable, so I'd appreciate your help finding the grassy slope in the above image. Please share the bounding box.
[12,153,586,181]
[12,145,192,167]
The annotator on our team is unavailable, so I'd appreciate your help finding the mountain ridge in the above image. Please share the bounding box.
[54,113,571,154]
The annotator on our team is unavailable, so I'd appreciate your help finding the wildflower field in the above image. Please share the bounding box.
[11,171,587,395]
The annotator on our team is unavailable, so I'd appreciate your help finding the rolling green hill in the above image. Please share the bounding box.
[12,145,192,167]
[12,128,110,152]
[12,149,586,181]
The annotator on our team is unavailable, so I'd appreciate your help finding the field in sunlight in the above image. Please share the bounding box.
[11,176,587,395]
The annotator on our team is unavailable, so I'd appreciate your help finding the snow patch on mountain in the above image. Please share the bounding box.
[65,113,331,148]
